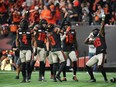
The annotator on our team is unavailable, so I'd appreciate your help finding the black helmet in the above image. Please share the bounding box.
[39,19,48,25]
[64,21,71,26]
[46,23,54,32]
[20,19,28,29]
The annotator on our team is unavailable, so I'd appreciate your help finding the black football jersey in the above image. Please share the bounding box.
[63,29,76,51]
[49,32,61,51]
[18,29,32,50]
[35,29,47,48]
[94,33,107,54]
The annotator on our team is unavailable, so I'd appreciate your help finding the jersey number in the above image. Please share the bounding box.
[66,34,74,44]
[49,36,56,46]
[38,33,46,41]
[94,38,101,47]
[22,34,28,44]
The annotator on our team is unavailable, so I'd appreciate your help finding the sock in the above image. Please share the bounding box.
[22,62,26,80]
[26,61,30,79]
[57,62,66,76]
[99,65,107,81]
[86,65,95,80]
[39,61,45,78]
[73,61,77,76]
[53,63,58,79]
[42,62,45,77]
[62,62,66,77]
[30,60,36,75]
[50,64,53,75]
[16,65,21,77]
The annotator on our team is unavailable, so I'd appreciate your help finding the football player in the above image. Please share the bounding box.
[46,25,66,82]
[16,19,33,83]
[61,21,78,81]
[33,19,48,81]
[85,17,108,82]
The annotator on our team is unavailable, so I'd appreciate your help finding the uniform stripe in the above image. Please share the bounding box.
[101,53,105,66]
[61,50,66,60]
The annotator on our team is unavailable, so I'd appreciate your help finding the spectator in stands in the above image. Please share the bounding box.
[73,0,81,21]
[55,3,61,25]
[0,51,14,71]
[73,0,79,8]
[0,53,8,70]
[92,0,101,12]
[12,8,21,25]
[29,6,40,26]
[60,7,68,28]
[81,3,89,24]
[103,3,110,25]
[66,3,78,22]
[93,4,105,25]
[21,2,29,19]
[49,4,57,24]
[0,0,8,24]
[110,0,116,11]
[40,4,52,24]
[109,11,116,25]
[60,0,66,8]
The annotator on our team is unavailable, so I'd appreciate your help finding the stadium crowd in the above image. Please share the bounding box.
[0,0,116,25]
[0,0,116,83]
[0,0,116,36]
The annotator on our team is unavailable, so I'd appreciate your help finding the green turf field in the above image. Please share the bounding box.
[0,71,116,87]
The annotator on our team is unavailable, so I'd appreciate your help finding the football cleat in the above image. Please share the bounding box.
[53,77,57,82]
[42,79,47,82]
[62,77,67,81]
[42,77,47,82]
[72,76,78,82]
[56,75,62,82]
[88,79,96,82]
[21,79,26,83]
[104,80,108,83]
[26,78,31,83]
[50,75,54,79]
[15,76,19,79]
[38,77,42,81]
[104,78,108,83]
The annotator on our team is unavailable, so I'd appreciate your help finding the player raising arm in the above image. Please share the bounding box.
[85,15,108,82]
